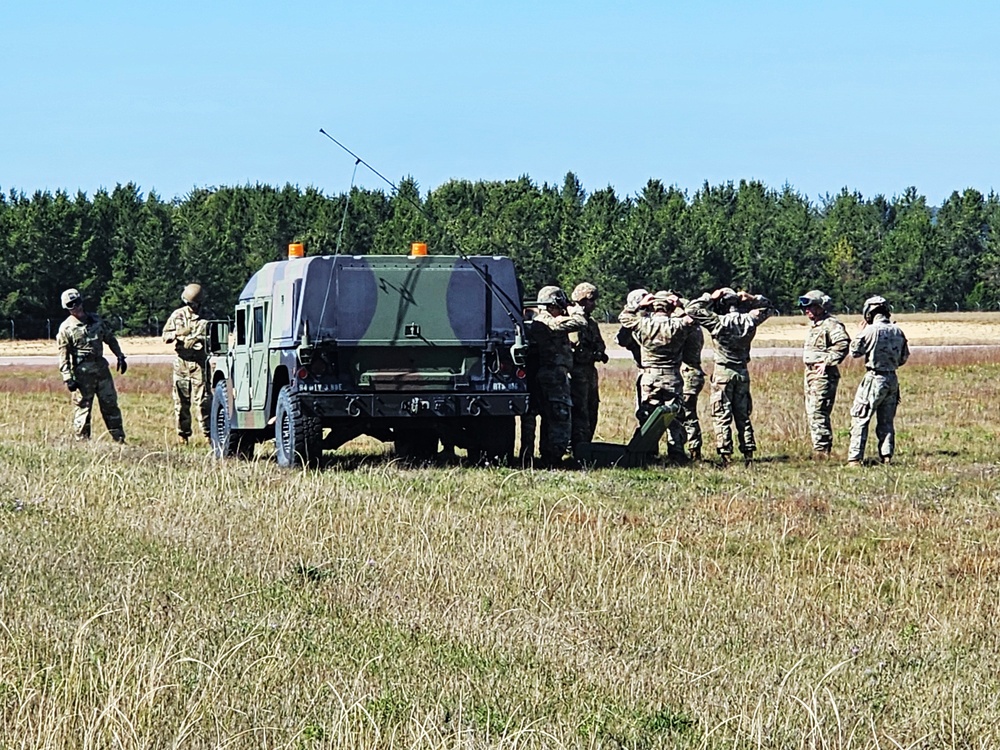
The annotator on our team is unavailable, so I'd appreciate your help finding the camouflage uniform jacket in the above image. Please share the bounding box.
[850,314,909,371]
[163,305,210,364]
[680,315,705,376]
[617,310,693,368]
[529,308,588,370]
[685,294,774,368]
[803,316,850,367]
[57,313,124,383]
[570,317,607,368]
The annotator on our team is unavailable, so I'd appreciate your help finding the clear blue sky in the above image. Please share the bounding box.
[2,1,998,207]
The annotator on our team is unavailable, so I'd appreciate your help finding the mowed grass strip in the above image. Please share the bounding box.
[2,353,1000,748]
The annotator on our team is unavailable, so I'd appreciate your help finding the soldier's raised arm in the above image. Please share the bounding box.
[684,292,723,334]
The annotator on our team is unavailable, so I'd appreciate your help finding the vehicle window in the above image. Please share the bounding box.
[253,305,266,345]
[235,308,247,345]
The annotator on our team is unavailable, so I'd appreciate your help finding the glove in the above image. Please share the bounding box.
[66,379,78,392]
[597,352,610,364]
[116,356,128,374]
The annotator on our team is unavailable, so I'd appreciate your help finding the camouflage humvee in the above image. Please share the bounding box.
[208,246,531,467]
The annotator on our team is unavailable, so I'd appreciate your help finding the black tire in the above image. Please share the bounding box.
[468,416,515,466]
[210,380,254,459]
[275,386,322,468]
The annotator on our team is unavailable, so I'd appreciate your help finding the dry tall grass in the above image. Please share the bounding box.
[2,352,1000,748]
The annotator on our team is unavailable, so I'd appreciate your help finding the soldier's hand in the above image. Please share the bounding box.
[116,356,128,374]
[66,379,78,392]
[597,352,610,364]
[737,291,755,302]
[176,326,192,338]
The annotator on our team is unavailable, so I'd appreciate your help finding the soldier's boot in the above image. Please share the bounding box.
[742,450,755,466]
[689,448,702,462]
[813,450,832,461]
[718,451,732,467]
[846,459,862,467]
[177,435,189,445]
[881,456,892,465]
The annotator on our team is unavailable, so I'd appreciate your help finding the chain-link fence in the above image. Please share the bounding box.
[0,316,169,340]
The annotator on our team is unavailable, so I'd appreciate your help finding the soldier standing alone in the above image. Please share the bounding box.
[847,295,909,466]
[798,290,850,458]
[56,288,127,442]
[568,282,609,449]
[162,284,212,444]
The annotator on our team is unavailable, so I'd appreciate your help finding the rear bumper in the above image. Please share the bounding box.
[301,391,531,419]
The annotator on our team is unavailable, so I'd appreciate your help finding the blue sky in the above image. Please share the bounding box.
[2,1,998,206]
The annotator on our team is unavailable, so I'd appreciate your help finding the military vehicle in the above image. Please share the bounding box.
[208,243,531,467]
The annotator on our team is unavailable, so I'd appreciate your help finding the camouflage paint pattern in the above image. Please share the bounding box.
[802,315,850,452]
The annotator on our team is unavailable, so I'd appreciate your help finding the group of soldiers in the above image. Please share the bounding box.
[521,282,910,468]
[55,284,213,445]
[54,278,909,469]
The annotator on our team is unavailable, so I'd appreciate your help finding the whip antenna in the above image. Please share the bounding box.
[334,158,360,258]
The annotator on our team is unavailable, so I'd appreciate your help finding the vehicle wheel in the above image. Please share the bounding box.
[275,386,322,468]
[468,416,515,466]
[393,429,440,462]
[210,380,254,459]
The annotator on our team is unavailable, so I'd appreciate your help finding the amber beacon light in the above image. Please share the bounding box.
[409,242,428,257]
[288,243,305,259]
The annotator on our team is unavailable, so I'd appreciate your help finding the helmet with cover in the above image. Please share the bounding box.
[61,288,83,310]
[534,285,570,308]
[571,282,599,303]
[862,295,890,324]
[181,283,204,306]
[797,289,833,314]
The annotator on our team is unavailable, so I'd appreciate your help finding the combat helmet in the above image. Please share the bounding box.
[862,295,890,324]
[534,285,570,308]
[571,282,599,303]
[651,290,676,312]
[714,287,739,312]
[182,283,204,306]
[797,289,833,314]
[626,288,649,311]
[61,288,83,310]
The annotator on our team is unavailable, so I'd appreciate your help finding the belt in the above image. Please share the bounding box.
[868,368,895,375]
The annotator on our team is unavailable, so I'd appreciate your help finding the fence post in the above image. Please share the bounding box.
[46,319,51,339]
[8,320,13,341]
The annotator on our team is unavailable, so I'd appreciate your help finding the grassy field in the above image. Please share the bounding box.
[2,349,1000,748]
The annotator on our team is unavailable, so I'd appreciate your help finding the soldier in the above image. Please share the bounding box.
[798,289,850,458]
[55,288,127,442]
[162,283,212,444]
[686,288,774,464]
[525,285,588,467]
[618,290,694,461]
[678,305,706,461]
[615,288,648,415]
[568,282,609,449]
[847,295,909,466]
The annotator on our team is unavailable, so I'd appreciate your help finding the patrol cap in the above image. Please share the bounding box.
[571,282,599,302]
[61,288,83,310]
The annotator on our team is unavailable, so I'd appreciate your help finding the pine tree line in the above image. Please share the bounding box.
[2,175,998,336]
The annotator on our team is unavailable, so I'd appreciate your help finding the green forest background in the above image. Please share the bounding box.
[2,173,998,336]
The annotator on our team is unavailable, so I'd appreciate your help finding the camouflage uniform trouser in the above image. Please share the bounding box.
[848,371,899,462]
[570,364,599,448]
[535,366,572,463]
[72,361,124,441]
[638,366,686,458]
[675,365,705,453]
[709,365,754,456]
[804,364,840,452]
[173,358,211,438]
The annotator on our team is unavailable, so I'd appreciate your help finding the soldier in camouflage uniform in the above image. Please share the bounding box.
[677,305,706,460]
[798,290,850,457]
[568,282,609,449]
[56,288,127,442]
[526,285,588,466]
[162,283,212,444]
[847,295,909,465]
[615,288,648,415]
[686,288,774,464]
[618,291,695,461]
